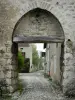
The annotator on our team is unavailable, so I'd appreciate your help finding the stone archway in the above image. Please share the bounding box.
[12,8,65,93]
[0,0,75,96]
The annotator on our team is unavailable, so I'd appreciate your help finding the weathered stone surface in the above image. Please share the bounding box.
[63,40,75,96]
[63,79,75,96]
[13,8,64,38]
[6,47,11,53]
[0,0,75,94]
[6,58,17,65]
[6,78,18,85]
[0,59,6,66]
[5,65,18,71]
[4,53,13,59]
[64,53,73,60]
[6,71,13,78]
[0,47,6,54]
[6,70,18,78]
[7,85,17,93]
[0,71,5,79]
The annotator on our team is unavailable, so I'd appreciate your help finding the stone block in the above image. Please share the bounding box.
[6,71,12,78]
[0,71,5,79]
[0,47,6,54]
[64,59,73,66]
[4,53,13,59]
[5,41,12,47]
[6,78,12,85]
[64,53,73,60]
[6,70,18,78]
[63,71,74,79]
[6,78,17,85]
[7,85,16,93]
[0,59,6,66]
[63,79,75,96]
[5,65,17,71]
[64,65,75,72]
[0,66,4,71]
[6,58,17,65]
[11,59,17,65]
[66,47,72,53]
[7,59,12,65]
[6,47,11,53]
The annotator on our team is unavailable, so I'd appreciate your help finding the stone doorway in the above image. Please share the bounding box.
[11,8,65,93]
[0,0,75,96]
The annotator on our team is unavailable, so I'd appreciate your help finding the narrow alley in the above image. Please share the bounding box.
[12,71,75,100]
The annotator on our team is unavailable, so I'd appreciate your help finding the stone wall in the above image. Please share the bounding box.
[63,40,75,96]
[13,8,64,38]
[0,41,18,93]
[0,0,75,95]
[0,0,75,41]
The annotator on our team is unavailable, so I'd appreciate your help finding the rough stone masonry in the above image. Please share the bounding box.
[0,0,75,96]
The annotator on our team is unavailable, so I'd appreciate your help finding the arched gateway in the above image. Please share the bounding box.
[12,9,65,91]
[12,7,65,91]
[0,0,75,96]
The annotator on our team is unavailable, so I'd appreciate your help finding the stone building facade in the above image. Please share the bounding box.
[0,0,75,95]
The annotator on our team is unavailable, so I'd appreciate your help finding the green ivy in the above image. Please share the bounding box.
[17,51,24,72]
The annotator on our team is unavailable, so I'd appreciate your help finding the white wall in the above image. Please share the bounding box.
[45,43,61,83]
[50,43,61,83]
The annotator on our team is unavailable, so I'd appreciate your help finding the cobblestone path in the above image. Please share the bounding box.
[12,70,75,100]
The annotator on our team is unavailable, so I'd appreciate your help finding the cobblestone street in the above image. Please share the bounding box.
[11,71,75,100]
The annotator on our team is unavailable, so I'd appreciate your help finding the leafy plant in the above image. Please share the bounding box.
[21,58,30,73]
[17,79,23,95]
[17,51,24,72]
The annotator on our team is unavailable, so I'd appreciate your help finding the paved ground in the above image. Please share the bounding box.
[11,70,75,100]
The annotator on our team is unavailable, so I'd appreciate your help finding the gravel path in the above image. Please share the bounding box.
[11,70,75,100]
